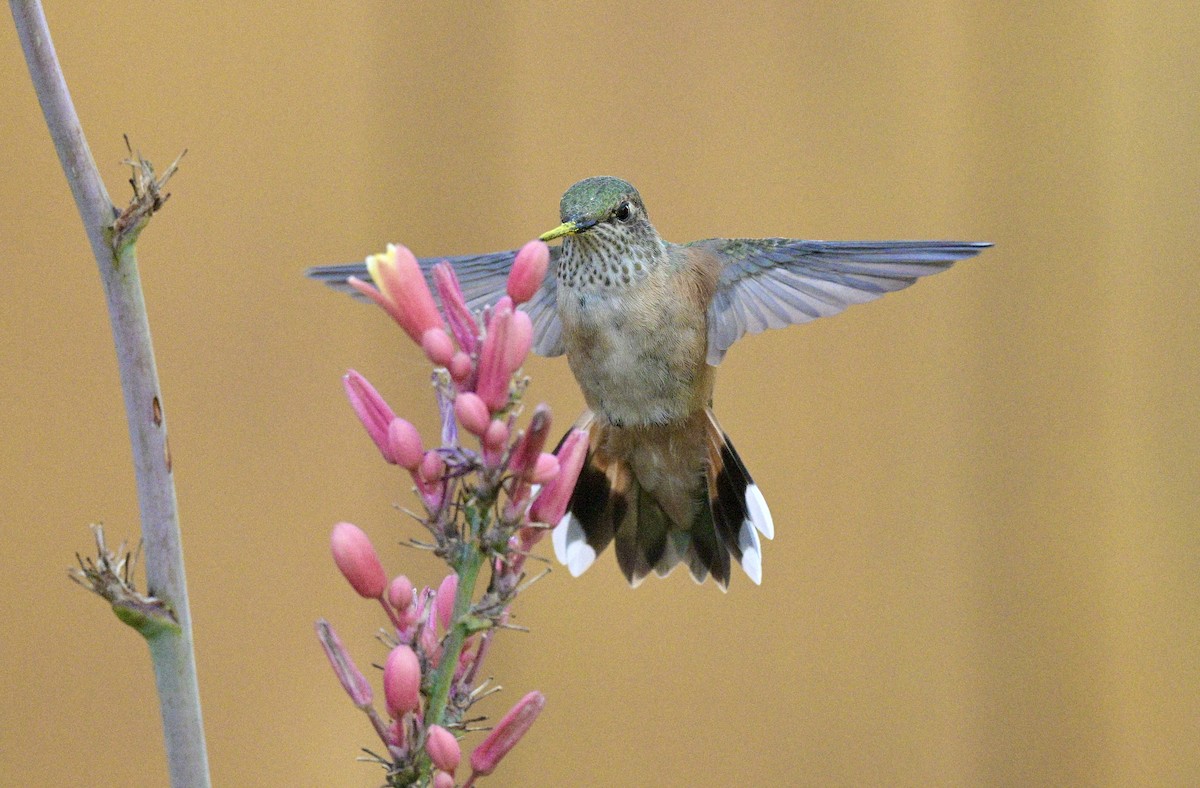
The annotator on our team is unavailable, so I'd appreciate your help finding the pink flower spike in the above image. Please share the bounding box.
[436,573,458,632]
[469,691,546,777]
[529,429,589,524]
[366,244,445,345]
[432,770,455,788]
[421,327,456,368]
[475,298,513,412]
[343,370,397,463]
[425,725,461,773]
[454,392,491,437]
[433,262,479,354]
[504,308,534,375]
[507,240,550,305]
[388,418,423,471]
[330,522,387,599]
[315,620,373,709]
[388,575,415,611]
[383,645,422,717]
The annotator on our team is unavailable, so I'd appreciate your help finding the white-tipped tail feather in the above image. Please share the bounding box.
[746,484,774,540]
[738,520,763,585]
[552,513,596,577]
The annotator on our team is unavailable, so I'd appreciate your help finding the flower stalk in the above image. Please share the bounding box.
[320,241,573,786]
[425,545,485,729]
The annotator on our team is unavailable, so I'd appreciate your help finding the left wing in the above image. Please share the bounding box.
[306,248,566,357]
[690,238,991,365]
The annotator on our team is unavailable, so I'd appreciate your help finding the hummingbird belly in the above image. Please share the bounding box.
[559,288,710,427]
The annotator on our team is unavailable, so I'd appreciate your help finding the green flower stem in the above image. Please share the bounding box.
[426,543,486,728]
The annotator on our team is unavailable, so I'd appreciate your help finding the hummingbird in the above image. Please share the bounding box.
[309,176,989,589]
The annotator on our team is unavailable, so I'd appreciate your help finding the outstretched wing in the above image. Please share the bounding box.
[692,238,991,365]
[306,248,565,357]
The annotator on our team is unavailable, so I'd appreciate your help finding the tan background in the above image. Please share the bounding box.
[2,3,1196,786]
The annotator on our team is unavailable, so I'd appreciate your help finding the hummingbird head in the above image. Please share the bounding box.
[540,177,664,287]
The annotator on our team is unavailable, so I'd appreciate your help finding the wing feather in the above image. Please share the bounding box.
[692,238,990,365]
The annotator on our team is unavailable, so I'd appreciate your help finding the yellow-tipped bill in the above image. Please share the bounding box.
[539,221,583,242]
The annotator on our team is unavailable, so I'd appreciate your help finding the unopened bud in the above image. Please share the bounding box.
[330,522,387,599]
[383,644,422,717]
[387,418,423,470]
[436,573,458,632]
[315,620,373,709]
[422,327,456,368]
[506,240,550,305]
[388,575,415,611]
[454,392,491,437]
[469,691,546,776]
[425,725,461,773]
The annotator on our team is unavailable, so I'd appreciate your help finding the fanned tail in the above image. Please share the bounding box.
[551,410,774,589]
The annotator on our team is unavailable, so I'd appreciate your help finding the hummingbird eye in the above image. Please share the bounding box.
[614,202,633,223]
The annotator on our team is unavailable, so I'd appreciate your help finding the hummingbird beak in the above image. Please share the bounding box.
[538,218,597,242]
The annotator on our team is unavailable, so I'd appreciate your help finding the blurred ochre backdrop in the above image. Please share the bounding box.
[2,3,1196,786]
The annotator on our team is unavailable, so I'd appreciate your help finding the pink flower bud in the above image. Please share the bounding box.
[436,573,458,632]
[383,645,422,717]
[504,309,533,374]
[330,522,387,598]
[454,392,490,437]
[483,419,509,466]
[388,575,415,611]
[506,240,549,305]
[469,691,545,777]
[425,725,461,773]
[433,262,479,354]
[343,370,396,463]
[529,429,589,524]
[421,327,456,368]
[531,453,560,483]
[504,407,555,521]
[432,770,455,788]
[360,244,445,345]
[419,451,446,484]
[387,418,423,471]
[475,298,514,412]
[315,620,373,708]
[508,405,551,478]
[449,351,473,384]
